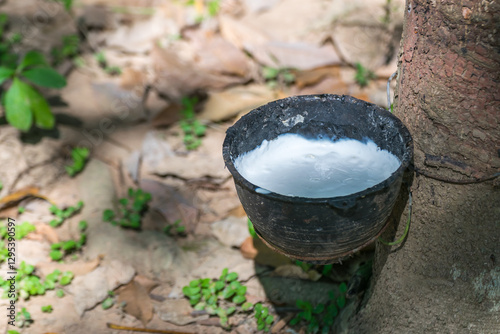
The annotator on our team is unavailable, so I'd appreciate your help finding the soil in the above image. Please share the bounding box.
[7,1,496,334]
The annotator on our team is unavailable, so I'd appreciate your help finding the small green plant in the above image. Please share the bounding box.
[0,220,36,264]
[290,283,348,334]
[15,221,36,239]
[163,219,186,236]
[102,290,115,309]
[51,0,74,12]
[17,206,25,214]
[49,220,87,261]
[207,0,221,16]
[180,96,206,150]
[254,303,274,332]
[182,268,255,328]
[0,180,3,191]
[16,307,33,328]
[295,260,333,278]
[41,304,53,313]
[7,330,20,334]
[184,0,221,21]
[94,51,122,76]
[0,262,73,300]
[0,14,67,132]
[354,63,376,88]
[65,147,90,177]
[103,188,152,229]
[56,289,65,298]
[51,34,80,66]
[262,66,295,89]
[49,200,84,227]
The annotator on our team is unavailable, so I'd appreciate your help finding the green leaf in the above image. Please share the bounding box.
[0,66,14,84]
[5,77,33,131]
[222,287,235,299]
[232,295,246,304]
[18,51,48,71]
[79,220,88,231]
[265,314,274,325]
[189,279,200,288]
[262,66,279,80]
[102,296,114,309]
[25,86,55,129]
[339,282,347,294]
[22,67,66,88]
[236,285,247,296]
[59,271,74,286]
[313,303,325,314]
[241,302,253,311]
[41,305,53,313]
[118,198,129,206]
[225,272,238,282]
[62,240,77,251]
[289,315,301,326]
[103,209,115,222]
[56,289,65,298]
[336,295,346,309]
[214,280,225,291]
[49,250,63,261]
[327,304,338,317]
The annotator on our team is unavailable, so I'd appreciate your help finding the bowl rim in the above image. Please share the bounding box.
[222,94,413,205]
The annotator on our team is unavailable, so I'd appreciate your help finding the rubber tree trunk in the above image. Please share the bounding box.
[348,1,500,333]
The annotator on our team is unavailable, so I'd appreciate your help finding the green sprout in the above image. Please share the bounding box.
[0,263,73,301]
[49,221,86,261]
[16,307,33,328]
[254,303,274,332]
[51,34,80,66]
[354,63,376,88]
[48,201,84,227]
[179,97,206,150]
[262,66,295,89]
[163,219,186,236]
[15,221,36,239]
[182,268,258,329]
[65,147,89,177]
[0,49,67,131]
[94,51,122,76]
[102,290,115,309]
[103,188,152,229]
[290,283,348,333]
[41,305,53,313]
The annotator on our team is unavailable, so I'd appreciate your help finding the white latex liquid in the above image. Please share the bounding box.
[234,134,401,198]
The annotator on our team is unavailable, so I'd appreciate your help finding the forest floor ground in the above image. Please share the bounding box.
[0,0,406,333]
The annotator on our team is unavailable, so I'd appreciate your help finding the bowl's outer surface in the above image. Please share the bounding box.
[223,94,413,263]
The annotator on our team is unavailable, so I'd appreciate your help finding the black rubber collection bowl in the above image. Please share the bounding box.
[223,94,413,263]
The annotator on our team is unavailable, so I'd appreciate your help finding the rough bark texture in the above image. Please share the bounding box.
[348,1,500,333]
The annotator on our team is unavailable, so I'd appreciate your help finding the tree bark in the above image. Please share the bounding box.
[348,1,500,333]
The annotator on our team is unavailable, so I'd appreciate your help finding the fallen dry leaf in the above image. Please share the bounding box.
[227,205,246,217]
[293,66,341,88]
[0,186,51,210]
[37,255,103,277]
[117,281,154,325]
[240,236,258,259]
[184,28,254,78]
[35,223,59,244]
[151,44,244,101]
[248,41,341,70]
[199,84,276,122]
